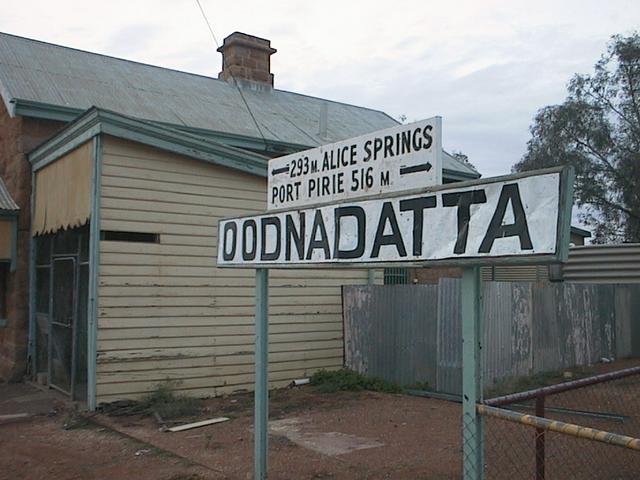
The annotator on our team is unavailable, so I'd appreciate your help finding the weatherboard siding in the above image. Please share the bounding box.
[96,136,369,402]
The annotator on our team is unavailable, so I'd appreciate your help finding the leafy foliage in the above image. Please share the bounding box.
[310,368,403,394]
[451,151,477,173]
[514,33,640,242]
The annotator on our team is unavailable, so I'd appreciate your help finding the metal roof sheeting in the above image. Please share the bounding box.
[0,177,18,211]
[0,32,478,178]
[478,244,640,284]
[562,243,640,283]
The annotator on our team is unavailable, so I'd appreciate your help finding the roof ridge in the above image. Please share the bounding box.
[0,31,393,117]
[0,31,220,83]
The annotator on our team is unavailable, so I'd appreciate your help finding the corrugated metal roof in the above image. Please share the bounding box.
[0,177,18,211]
[562,243,640,283]
[0,32,478,178]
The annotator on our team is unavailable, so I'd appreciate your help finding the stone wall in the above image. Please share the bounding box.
[410,267,463,284]
[0,103,63,381]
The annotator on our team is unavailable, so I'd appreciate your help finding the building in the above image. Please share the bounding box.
[0,31,478,407]
[0,177,19,328]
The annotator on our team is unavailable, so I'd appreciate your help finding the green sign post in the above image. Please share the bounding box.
[219,161,574,479]
[462,266,484,478]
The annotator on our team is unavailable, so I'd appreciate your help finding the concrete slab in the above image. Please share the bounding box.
[269,417,384,456]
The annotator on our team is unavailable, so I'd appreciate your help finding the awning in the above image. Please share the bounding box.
[32,141,93,236]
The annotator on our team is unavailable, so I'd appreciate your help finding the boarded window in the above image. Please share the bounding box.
[100,231,159,243]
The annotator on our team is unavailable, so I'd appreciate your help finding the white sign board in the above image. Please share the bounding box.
[267,117,443,210]
[218,169,572,267]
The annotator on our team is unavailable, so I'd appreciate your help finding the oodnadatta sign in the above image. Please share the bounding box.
[217,168,573,267]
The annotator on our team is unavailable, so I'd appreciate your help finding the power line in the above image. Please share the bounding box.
[194,0,269,150]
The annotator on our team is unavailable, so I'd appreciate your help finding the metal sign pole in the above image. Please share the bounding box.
[462,266,484,479]
[255,268,269,479]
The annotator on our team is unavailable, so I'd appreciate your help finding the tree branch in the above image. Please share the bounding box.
[585,90,640,137]
[590,192,640,221]
[621,62,640,129]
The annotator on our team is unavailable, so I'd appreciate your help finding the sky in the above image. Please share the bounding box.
[1,0,639,224]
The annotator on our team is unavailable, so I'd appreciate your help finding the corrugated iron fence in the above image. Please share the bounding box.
[343,281,640,394]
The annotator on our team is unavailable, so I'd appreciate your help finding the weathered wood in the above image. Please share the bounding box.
[96,377,298,403]
[96,348,344,373]
[101,175,267,201]
[94,136,373,402]
[98,357,339,383]
[167,417,229,432]
[98,314,342,329]
[97,339,343,363]
[102,186,264,210]
[96,366,327,397]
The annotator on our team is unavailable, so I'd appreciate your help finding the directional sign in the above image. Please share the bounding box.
[219,167,574,268]
[267,117,443,210]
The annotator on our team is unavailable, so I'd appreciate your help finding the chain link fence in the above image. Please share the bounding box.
[481,366,640,479]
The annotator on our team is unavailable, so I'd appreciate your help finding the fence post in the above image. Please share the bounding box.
[535,396,546,480]
[255,268,269,479]
[462,266,484,479]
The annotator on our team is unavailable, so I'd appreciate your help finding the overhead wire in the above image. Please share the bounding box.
[194,0,269,150]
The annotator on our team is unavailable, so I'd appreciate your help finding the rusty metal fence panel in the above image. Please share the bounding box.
[343,281,640,394]
[436,278,462,395]
[343,284,438,387]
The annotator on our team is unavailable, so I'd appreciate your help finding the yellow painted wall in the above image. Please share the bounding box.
[96,136,372,401]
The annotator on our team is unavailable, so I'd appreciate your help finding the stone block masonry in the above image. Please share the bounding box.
[0,103,64,381]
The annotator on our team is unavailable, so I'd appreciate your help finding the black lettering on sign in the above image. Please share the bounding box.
[400,196,437,255]
[260,217,281,261]
[362,140,372,162]
[479,183,533,253]
[334,206,366,259]
[422,124,433,149]
[401,130,411,155]
[242,219,257,261]
[412,127,423,151]
[442,190,488,254]
[371,202,407,258]
[285,213,305,261]
[223,222,237,261]
[384,135,394,158]
[306,210,331,260]
[380,170,390,187]
[373,138,383,160]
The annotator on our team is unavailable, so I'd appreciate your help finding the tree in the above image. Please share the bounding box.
[513,33,640,243]
[451,151,477,172]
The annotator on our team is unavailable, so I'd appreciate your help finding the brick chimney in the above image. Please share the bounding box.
[217,32,277,86]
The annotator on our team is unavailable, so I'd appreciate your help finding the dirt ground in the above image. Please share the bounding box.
[2,359,639,480]
[0,384,462,480]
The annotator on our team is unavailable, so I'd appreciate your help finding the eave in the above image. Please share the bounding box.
[16,98,482,183]
[27,107,270,178]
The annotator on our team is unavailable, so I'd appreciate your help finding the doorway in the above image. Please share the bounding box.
[34,225,89,401]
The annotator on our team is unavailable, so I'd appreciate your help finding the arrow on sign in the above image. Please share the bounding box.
[272,166,290,176]
[399,162,432,176]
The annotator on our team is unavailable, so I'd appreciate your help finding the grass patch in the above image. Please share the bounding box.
[310,368,404,394]
[140,381,203,420]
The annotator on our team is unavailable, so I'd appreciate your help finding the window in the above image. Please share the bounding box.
[384,267,409,285]
[100,231,159,243]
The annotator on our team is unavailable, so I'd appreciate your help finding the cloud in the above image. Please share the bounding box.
[0,0,639,194]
